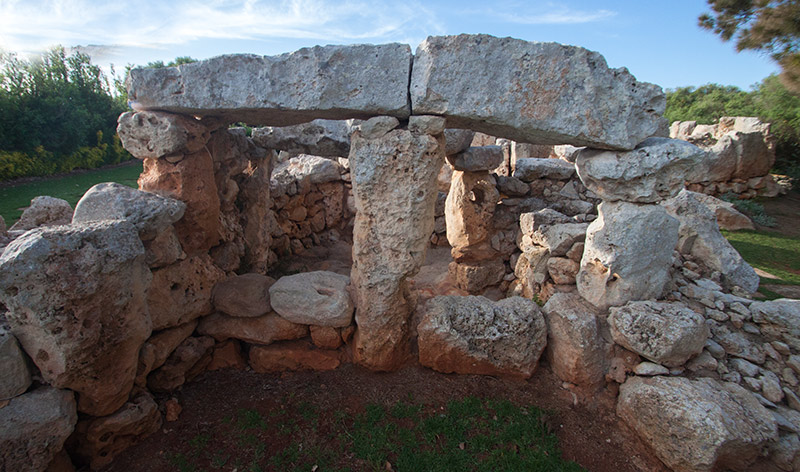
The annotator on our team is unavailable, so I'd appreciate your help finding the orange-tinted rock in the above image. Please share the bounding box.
[196,312,308,345]
[310,326,342,350]
[207,340,247,371]
[138,149,221,254]
[147,336,214,392]
[249,341,341,373]
[165,397,182,422]
[148,255,226,330]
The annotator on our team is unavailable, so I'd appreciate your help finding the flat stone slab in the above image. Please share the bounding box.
[269,271,354,327]
[127,44,412,125]
[410,34,667,150]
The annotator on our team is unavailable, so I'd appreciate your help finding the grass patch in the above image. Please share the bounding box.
[0,161,142,226]
[723,229,800,298]
[155,396,582,472]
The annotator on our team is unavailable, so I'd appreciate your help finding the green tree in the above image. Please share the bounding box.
[700,0,800,93]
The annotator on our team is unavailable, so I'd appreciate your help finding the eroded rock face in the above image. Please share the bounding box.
[445,170,499,261]
[410,34,667,150]
[127,44,412,124]
[213,273,275,318]
[9,196,73,232]
[608,301,708,367]
[618,376,777,472]
[447,146,504,172]
[197,312,308,345]
[418,296,547,378]
[0,330,31,400]
[271,154,343,196]
[689,191,754,231]
[513,158,576,181]
[0,221,151,416]
[0,387,77,472]
[117,111,210,159]
[269,271,353,327]
[147,336,214,392]
[542,293,607,388]
[575,137,704,203]
[349,124,444,370]
[577,201,678,310]
[662,190,759,293]
[135,320,198,386]
[249,340,341,373]
[251,119,359,157]
[72,182,186,240]
[443,129,475,156]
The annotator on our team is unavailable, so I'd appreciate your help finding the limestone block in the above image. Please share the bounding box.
[197,312,308,345]
[577,201,678,310]
[446,146,504,172]
[689,191,754,231]
[0,330,31,400]
[9,196,72,232]
[213,273,275,318]
[147,336,214,392]
[271,154,342,196]
[269,271,353,327]
[418,296,547,378]
[411,34,667,150]
[546,257,579,285]
[251,119,359,157]
[618,376,777,472]
[117,111,210,159]
[445,170,499,260]
[128,44,412,124]
[443,129,475,156]
[136,320,198,385]
[143,226,185,268]
[448,260,505,293]
[0,221,151,416]
[249,340,341,373]
[513,158,576,181]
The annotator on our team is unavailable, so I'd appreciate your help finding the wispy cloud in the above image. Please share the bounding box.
[0,0,444,55]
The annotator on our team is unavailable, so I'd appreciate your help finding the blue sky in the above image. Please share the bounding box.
[0,0,779,91]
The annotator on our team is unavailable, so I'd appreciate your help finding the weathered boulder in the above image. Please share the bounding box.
[447,146,504,172]
[577,201,679,310]
[448,259,506,293]
[143,226,185,268]
[271,154,343,195]
[618,376,777,472]
[117,111,210,159]
[197,312,308,345]
[443,129,475,156]
[519,212,587,257]
[251,119,359,157]
[513,157,576,181]
[148,254,225,330]
[608,301,708,367]
[418,296,547,378]
[349,125,444,370]
[750,299,800,349]
[72,182,186,240]
[0,221,151,416]
[9,196,73,232]
[551,144,583,163]
[542,293,607,388]
[410,34,667,150]
[269,271,353,327]
[213,273,275,318]
[72,392,162,469]
[147,336,214,392]
[688,191,754,231]
[662,190,759,293]
[546,257,580,285]
[0,387,77,472]
[446,170,499,261]
[138,148,221,253]
[127,44,412,124]
[0,329,31,400]
[496,175,529,197]
[575,137,704,203]
[135,320,198,386]
[249,340,341,373]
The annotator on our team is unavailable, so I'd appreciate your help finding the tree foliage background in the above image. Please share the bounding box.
[0,47,131,181]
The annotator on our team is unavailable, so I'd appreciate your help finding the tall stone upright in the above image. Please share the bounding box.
[349,116,445,370]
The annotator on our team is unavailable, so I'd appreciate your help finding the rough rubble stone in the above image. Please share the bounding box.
[577,201,679,310]
[513,157,576,181]
[251,119,359,157]
[72,392,162,469]
[496,175,529,197]
[551,144,583,163]
[271,154,343,195]
[9,196,73,232]
[575,137,704,203]
[445,170,499,261]
[750,299,800,348]
[249,340,341,373]
[411,34,667,150]
[448,260,506,293]
[128,44,412,124]
[608,301,709,367]
[542,293,607,388]
[349,126,444,370]
[136,320,198,386]
[0,387,77,472]
[418,296,547,378]
[443,129,476,156]
[521,221,588,257]
[0,330,31,400]
[147,336,214,392]
[213,273,275,318]
[269,271,354,327]
[546,257,580,285]
[408,115,446,135]
[197,312,308,345]
[447,146,504,172]
[618,376,777,472]
[72,182,186,240]
[662,190,759,293]
[0,221,151,416]
[117,111,210,159]
[689,191,754,231]
[358,116,400,139]
[143,226,185,268]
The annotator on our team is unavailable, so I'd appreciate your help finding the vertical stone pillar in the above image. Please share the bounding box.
[444,146,505,292]
[349,116,445,371]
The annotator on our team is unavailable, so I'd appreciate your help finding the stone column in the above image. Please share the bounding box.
[574,137,704,310]
[444,146,505,292]
[349,116,445,371]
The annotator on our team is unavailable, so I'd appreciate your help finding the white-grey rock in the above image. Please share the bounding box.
[662,190,759,293]
[251,119,359,157]
[443,129,476,156]
[749,299,800,350]
[269,271,353,327]
[513,157,576,181]
[410,34,667,150]
[408,115,446,135]
[575,137,704,203]
[213,273,275,318]
[577,202,679,309]
[551,144,583,163]
[689,191,754,231]
[0,387,77,472]
[447,146,504,172]
[0,330,31,400]
[634,362,669,376]
[496,175,529,197]
[271,154,342,195]
[127,44,412,124]
[117,110,210,159]
[618,376,778,472]
[608,301,709,367]
[359,116,400,139]
[9,196,73,232]
[72,182,186,240]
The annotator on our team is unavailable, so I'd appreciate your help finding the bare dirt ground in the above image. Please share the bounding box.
[759,190,800,238]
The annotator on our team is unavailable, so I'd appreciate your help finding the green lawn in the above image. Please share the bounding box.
[722,229,800,298]
[0,161,142,226]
